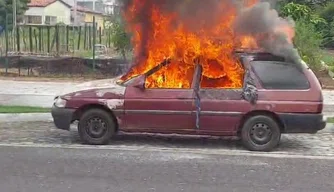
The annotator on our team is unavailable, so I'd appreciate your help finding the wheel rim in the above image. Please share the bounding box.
[85,116,107,138]
[249,122,272,145]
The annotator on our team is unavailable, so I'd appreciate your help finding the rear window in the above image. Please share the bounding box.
[251,61,310,90]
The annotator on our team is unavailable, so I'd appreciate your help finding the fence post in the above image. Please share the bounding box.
[16,25,20,53]
[83,24,87,50]
[92,16,96,71]
[33,28,38,52]
[108,27,111,48]
[47,26,50,54]
[66,25,69,52]
[99,26,102,44]
[55,25,59,56]
[77,26,81,50]
[39,26,42,52]
[4,11,9,74]
[88,25,92,50]
[29,26,33,53]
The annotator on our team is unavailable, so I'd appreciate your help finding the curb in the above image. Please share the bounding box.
[0,113,53,122]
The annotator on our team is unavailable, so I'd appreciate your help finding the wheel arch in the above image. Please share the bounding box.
[238,110,285,134]
[73,104,119,132]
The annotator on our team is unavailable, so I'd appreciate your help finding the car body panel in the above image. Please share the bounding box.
[51,52,326,136]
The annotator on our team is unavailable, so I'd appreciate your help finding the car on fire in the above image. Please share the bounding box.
[51,51,326,151]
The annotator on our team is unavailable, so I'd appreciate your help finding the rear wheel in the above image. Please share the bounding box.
[241,115,281,151]
[78,108,116,145]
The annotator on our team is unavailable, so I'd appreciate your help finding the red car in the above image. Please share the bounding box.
[51,51,326,151]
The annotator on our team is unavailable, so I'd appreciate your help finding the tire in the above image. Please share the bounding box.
[241,115,281,152]
[78,108,116,145]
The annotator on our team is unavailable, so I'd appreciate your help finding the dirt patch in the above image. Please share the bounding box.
[314,70,334,89]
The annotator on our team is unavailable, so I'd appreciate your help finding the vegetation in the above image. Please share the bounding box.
[0,0,29,31]
[109,14,132,60]
[0,105,50,113]
[277,1,334,68]
[327,117,334,123]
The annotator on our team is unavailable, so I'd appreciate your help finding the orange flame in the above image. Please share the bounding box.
[121,0,264,89]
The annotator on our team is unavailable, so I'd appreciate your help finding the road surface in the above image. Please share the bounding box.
[0,145,334,192]
[0,121,334,191]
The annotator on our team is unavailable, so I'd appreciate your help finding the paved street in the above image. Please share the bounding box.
[0,122,334,191]
[0,145,334,192]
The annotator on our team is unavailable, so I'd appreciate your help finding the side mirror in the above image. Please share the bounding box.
[132,75,146,90]
[134,82,145,90]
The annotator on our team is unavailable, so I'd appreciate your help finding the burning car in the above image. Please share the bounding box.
[52,0,326,151]
[51,51,326,151]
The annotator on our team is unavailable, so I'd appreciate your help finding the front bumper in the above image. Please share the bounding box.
[51,105,75,130]
[278,113,326,134]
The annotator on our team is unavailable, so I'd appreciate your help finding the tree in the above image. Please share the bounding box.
[0,0,30,31]
[294,19,323,67]
[280,2,327,26]
[110,16,132,60]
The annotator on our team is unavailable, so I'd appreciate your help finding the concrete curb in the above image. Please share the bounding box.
[0,113,53,122]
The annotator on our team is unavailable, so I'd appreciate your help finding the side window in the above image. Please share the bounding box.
[251,61,310,90]
[145,62,195,89]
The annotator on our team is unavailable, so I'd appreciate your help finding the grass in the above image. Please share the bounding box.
[327,117,334,123]
[322,50,334,65]
[0,105,51,113]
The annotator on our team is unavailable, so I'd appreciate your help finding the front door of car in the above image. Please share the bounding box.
[122,65,201,132]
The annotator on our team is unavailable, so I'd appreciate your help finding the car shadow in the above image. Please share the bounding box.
[59,127,311,152]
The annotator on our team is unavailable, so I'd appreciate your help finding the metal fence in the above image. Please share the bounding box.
[0,14,131,78]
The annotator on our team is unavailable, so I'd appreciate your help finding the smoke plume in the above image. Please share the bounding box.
[122,0,302,67]
[233,1,302,66]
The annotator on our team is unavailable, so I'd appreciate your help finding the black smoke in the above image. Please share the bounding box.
[122,0,302,66]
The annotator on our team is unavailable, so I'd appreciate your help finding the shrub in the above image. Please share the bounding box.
[294,19,323,68]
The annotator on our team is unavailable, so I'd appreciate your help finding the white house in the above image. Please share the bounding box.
[24,0,72,25]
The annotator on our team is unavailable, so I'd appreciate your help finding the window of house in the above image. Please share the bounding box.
[45,16,57,25]
[251,61,310,90]
[25,15,42,24]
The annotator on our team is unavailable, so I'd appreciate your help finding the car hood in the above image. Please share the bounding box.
[59,76,126,99]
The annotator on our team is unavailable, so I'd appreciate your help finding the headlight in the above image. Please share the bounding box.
[54,97,67,108]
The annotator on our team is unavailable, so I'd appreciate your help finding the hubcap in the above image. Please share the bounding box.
[85,117,107,138]
[249,123,272,145]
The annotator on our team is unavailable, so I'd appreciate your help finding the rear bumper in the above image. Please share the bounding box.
[278,113,326,134]
[51,105,75,130]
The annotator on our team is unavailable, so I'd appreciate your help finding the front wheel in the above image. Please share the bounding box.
[78,108,116,145]
[241,115,281,151]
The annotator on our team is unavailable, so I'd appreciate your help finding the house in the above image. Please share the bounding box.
[72,5,107,30]
[24,0,72,25]
[76,0,121,15]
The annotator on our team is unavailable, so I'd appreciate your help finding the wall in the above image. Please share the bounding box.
[25,1,71,25]
[83,12,105,30]
[44,1,71,25]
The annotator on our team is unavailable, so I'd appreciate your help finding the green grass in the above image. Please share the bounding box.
[0,105,51,113]
[327,117,334,123]
[321,51,334,66]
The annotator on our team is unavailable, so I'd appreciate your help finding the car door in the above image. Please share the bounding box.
[121,66,201,132]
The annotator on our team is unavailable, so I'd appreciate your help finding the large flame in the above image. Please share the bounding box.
[119,0,275,88]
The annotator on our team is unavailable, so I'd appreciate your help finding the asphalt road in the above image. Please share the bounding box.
[0,146,333,192]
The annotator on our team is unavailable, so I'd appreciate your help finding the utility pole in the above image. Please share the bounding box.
[13,0,17,29]
[12,0,17,52]
[73,0,77,26]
